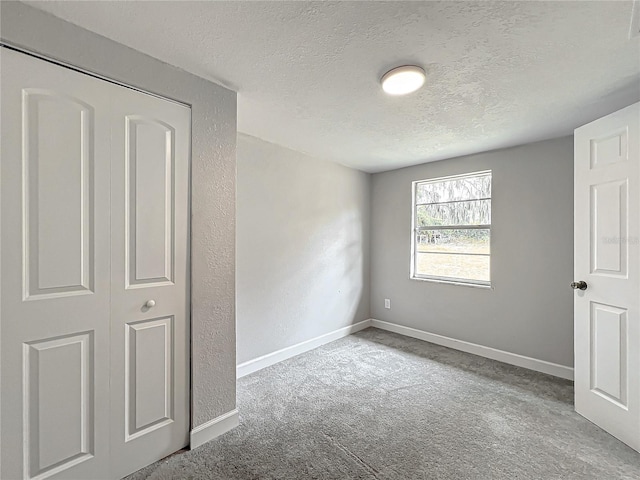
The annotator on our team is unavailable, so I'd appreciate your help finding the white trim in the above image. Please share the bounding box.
[410,276,493,289]
[190,409,239,450]
[370,319,574,380]
[237,320,372,378]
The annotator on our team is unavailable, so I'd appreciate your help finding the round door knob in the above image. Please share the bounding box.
[145,299,156,308]
[570,281,587,291]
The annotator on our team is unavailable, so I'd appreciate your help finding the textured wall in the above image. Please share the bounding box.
[236,134,371,364]
[371,136,575,367]
[0,2,237,427]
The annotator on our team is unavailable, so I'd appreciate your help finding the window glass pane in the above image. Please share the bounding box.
[416,229,490,254]
[415,252,490,282]
[415,174,491,204]
[412,171,491,284]
[416,199,490,227]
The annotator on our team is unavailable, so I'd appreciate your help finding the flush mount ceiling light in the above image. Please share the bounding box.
[381,65,426,95]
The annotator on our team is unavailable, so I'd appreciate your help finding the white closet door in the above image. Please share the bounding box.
[1,47,191,479]
[1,48,111,479]
[109,85,190,478]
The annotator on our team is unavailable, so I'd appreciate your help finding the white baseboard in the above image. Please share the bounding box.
[235,317,573,381]
[190,409,239,449]
[370,319,574,380]
[237,319,372,378]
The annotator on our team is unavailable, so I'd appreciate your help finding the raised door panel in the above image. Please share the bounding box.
[23,90,94,299]
[590,128,628,169]
[125,317,174,441]
[23,332,94,479]
[590,180,628,277]
[590,302,627,407]
[126,117,174,288]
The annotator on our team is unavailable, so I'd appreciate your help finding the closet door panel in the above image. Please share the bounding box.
[1,48,111,480]
[110,86,190,480]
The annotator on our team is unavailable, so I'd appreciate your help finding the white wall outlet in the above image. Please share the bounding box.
[384,298,391,309]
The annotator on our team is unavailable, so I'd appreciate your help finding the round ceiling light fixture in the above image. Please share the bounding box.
[381,65,426,95]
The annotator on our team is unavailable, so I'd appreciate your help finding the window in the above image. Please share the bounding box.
[411,170,491,286]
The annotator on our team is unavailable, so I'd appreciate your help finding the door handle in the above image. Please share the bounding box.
[570,281,587,291]
[145,299,156,308]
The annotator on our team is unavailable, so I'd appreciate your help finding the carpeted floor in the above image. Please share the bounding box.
[126,327,640,479]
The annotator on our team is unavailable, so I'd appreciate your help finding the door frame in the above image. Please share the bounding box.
[0,40,194,448]
[0,42,191,108]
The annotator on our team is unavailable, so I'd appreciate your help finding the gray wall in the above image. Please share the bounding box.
[236,134,370,364]
[371,136,574,367]
[1,2,237,427]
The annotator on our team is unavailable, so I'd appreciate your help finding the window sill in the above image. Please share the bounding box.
[410,276,493,289]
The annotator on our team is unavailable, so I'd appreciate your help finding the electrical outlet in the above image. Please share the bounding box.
[384,299,391,309]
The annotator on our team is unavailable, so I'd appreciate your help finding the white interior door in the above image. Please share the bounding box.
[1,47,190,479]
[1,47,112,480]
[109,76,191,480]
[574,102,640,452]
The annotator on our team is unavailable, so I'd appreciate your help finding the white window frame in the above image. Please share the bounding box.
[410,170,492,288]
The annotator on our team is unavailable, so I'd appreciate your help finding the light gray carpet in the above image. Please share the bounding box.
[127,327,640,479]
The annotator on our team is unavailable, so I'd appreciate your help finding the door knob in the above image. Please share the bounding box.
[570,281,587,291]
[145,299,156,308]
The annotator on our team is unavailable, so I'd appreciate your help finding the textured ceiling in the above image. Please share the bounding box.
[26,1,640,172]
